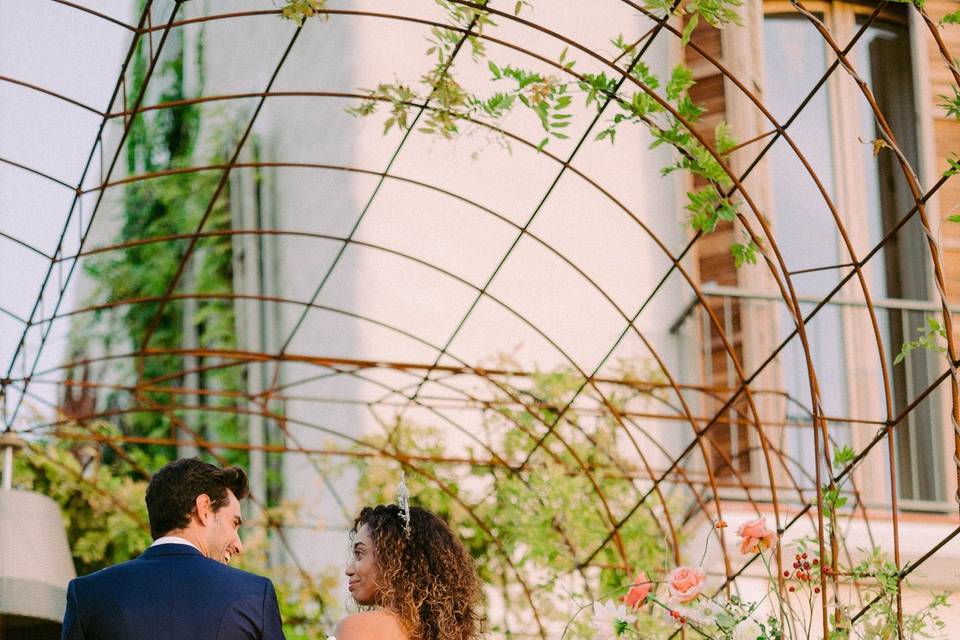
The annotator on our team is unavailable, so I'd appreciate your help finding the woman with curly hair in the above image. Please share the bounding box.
[333,504,483,640]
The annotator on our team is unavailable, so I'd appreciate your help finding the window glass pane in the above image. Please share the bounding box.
[764,15,841,280]
[764,14,849,489]
[852,17,943,504]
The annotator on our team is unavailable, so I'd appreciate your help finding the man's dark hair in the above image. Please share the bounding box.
[145,458,249,539]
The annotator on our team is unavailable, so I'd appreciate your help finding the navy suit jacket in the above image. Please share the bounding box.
[61,543,285,639]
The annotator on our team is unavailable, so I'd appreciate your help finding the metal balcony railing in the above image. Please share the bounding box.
[671,284,960,510]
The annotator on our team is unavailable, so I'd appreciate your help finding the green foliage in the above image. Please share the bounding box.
[851,547,949,639]
[346,1,751,257]
[942,10,960,26]
[14,426,152,576]
[944,154,960,179]
[489,63,573,148]
[665,65,695,101]
[832,443,856,469]
[580,71,620,114]
[279,0,328,26]
[730,240,758,268]
[730,230,759,268]
[821,484,848,519]
[641,0,676,16]
[643,0,745,45]
[686,187,738,233]
[643,0,744,29]
[78,26,245,468]
[347,1,495,139]
[354,367,680,631]
[939,85,960,121]
[513,0,532,15]
[347,82,416,134]
[686,0,744,28]
[894,316,947,364]
[714,120,737,155]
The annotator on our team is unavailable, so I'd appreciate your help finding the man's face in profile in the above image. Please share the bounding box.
[206,490,243,564]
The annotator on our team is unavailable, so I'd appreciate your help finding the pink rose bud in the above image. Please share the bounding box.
[620,571,652,609]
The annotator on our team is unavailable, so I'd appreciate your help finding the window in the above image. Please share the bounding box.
[764,2,944,504]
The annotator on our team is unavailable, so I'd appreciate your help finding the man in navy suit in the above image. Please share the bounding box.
[61,458,285,639]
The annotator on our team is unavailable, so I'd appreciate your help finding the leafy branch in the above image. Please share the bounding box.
[894,316,947,365]
[278,0,327,27]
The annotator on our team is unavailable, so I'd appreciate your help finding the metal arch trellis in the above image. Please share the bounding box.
[0,0,924,580]
[2,0,960,637]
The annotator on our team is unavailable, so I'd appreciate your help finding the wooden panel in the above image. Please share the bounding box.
[926,1,960,308]
[926,2,960,101]
[685,15,723,71]
[687,20,749,474]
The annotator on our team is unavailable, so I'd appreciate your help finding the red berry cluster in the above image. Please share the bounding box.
[782,552,821,593]
[669,610,687,625]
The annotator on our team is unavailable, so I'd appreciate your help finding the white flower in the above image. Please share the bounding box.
[733,620,762,640]
[592,600,636,639]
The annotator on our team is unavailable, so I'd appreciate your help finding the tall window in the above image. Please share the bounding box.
[764,3,944,504]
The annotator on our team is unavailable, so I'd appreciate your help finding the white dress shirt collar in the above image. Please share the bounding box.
[150,535,201,552]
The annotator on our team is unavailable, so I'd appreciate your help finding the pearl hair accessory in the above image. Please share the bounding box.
[396,470,411,538]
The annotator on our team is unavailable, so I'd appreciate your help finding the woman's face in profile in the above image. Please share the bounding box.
[346,524,379,605]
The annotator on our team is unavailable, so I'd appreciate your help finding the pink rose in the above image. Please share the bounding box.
[667,566,705,603]
[620,571,652,609]
[737,517,776,555]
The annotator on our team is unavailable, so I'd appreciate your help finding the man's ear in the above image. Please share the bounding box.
[195,494,213,526]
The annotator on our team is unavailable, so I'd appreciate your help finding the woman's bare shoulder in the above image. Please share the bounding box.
[334,610,406,640]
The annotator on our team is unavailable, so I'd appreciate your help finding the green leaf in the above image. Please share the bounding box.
[642,0,675,15]
[896,316,947,364]
[666,65,695,101]
[629,60,660,89]
[687,0,745,27]
[716,199,738,221]
[488,60,502,79]
[832,444,856,469]
[942,10,960,25]
[596,126,617,143]
[715,120,737,155]
[730,240,758,267]
[716,612,736,630]
[681,13,699,47]
[939,85,960,121]
[944,155,960,177]
[676,95,704,122]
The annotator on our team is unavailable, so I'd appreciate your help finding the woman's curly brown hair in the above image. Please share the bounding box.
[351,504,483,640]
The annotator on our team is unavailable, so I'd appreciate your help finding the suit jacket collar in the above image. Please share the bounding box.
[140,543,205,559]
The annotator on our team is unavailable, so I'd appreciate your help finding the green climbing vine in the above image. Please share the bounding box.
[74,11,244,469]
[304,0,759,267]
[282,0,960,368]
